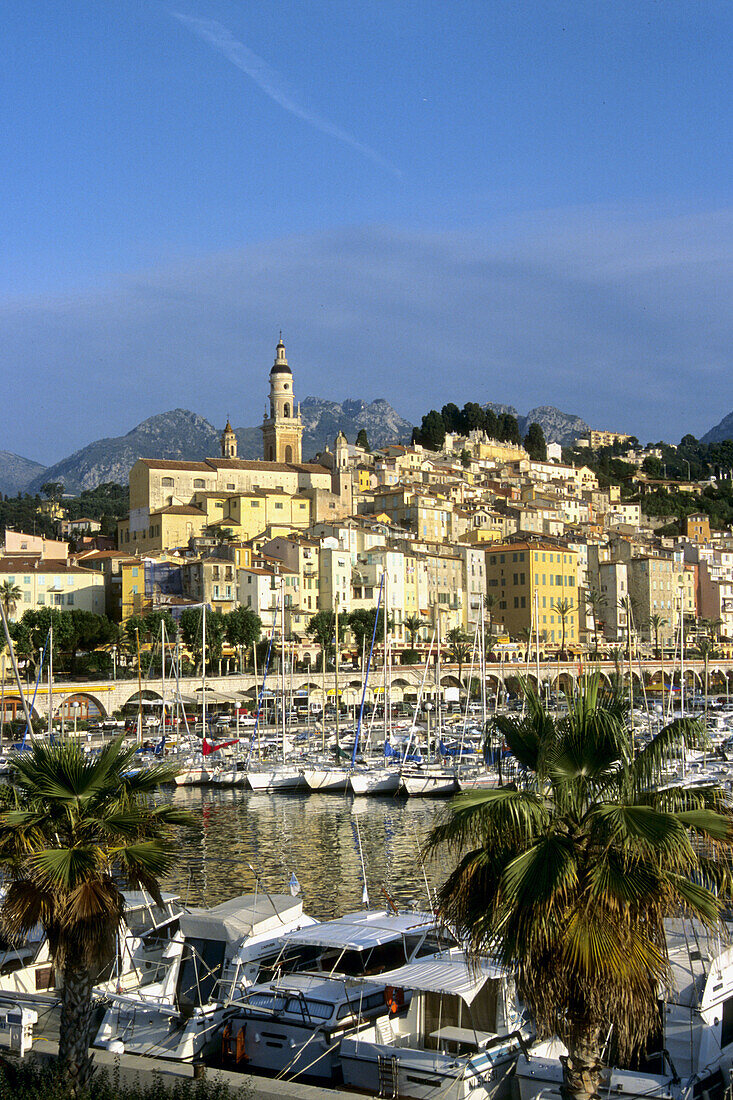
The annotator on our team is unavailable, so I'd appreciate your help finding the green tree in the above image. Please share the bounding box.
[179,607,225,670]
[40,481,65,502]
[347,607,393,665]
[523,422,547,461]
[306,609,348,670]
[224,606,262,668]
[419,410,446,451]
[0,738,191,1089]
[355,428,370,452]
[427,678,732,1100]
[64,610,117,677]
[440,402,462,433]
[461,402,486,433]
[460,448,471,467]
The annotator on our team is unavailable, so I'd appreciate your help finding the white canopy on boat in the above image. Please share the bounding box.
[282,909,435,951]
[179,894,304,944]
[375,953,504,1005]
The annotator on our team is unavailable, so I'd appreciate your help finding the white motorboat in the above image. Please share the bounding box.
[341,951,530,1100]
[0,890,181,999]
[349,767,401,796]
[95,892,316,1062]
[214,907,447,1080]
[516,917,733,1100]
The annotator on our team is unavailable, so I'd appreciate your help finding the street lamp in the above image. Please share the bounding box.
[70,700,81,742]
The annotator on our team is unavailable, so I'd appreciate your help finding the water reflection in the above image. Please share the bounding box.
[163,787,449,919]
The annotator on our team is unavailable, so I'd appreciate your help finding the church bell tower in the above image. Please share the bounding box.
[261,337,304,464]
[221,418,237,459]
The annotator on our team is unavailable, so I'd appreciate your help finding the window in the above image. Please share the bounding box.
[193,478,205,488]
[67,594,74,606]
[513,597,519,608]
[227,483,235,490]
[23,591,30,603]
[39,576,45,586]
[132,567,138,577]
[275,502,284,510]
[38,595,45,605]
[53,594,64,606]
[162,477,174,487]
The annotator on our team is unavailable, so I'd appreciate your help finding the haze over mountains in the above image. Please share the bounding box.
[2,397,732,497]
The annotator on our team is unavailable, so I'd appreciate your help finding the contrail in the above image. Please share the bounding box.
[172,12,401,178]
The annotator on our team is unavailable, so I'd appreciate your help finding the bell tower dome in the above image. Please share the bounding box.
[261,336,304,464]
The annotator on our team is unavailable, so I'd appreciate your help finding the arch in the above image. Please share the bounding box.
[0,696,42,723]
[283,403,290,418]
[57,692,107,720]
[440,674,462,689]
[285,445,293,463]
[268,445,275,461]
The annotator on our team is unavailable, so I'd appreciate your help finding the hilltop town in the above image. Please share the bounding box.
[1,337,732,672]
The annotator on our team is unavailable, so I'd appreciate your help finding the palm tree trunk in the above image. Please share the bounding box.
[58,949,95,1090]
[561,1033,603,1100]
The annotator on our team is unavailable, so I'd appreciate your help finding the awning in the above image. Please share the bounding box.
[200,689,242,704]
[375,953,502,1005]
[282,911,435,951]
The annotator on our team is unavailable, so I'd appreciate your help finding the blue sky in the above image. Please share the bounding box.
[1,0,731,464]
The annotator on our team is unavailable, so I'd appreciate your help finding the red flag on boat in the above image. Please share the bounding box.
[201,738,239,756]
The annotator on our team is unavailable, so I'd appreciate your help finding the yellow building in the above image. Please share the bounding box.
[118,505,207,554]
[486,540,579,647]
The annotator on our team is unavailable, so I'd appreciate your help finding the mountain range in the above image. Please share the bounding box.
[484,403,591,447]
[3,397,413,496]
[3,397,732,497]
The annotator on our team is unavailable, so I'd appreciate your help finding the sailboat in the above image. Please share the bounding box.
[246,579,304,791]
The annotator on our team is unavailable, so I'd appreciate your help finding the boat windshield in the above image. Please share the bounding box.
[176,938,226,1010]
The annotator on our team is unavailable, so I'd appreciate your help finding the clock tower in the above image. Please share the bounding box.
[261,337,304,465]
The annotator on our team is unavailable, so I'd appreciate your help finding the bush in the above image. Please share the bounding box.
[400,649,420,665]
[0,1060,251,1100]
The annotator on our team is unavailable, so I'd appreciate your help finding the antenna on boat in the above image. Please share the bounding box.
[351,818,370,907]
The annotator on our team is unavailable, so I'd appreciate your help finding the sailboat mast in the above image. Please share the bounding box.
[480,595,487,727]
[281,579,286,758]
[48,620,53,738]
[436,607,442,759]
[383,569,389,746]
[160,620,166,737]
[202,602,207,740]
[334,592,340,755]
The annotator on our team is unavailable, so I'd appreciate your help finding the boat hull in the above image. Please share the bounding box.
[349,769,401,796]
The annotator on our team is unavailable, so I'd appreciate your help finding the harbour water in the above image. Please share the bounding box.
[162,786,447,918]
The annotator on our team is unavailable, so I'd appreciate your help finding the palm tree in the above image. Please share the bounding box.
[0,738,191,1089]
[553,597,574,660]
[427,677,732,1100]
[584,588,607,660]
[403,614,424,652]
[647,612,667,660]
[446,626,472,697]
[0,581,22,620]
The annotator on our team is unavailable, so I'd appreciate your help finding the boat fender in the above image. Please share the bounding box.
[384,986,405,1014]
